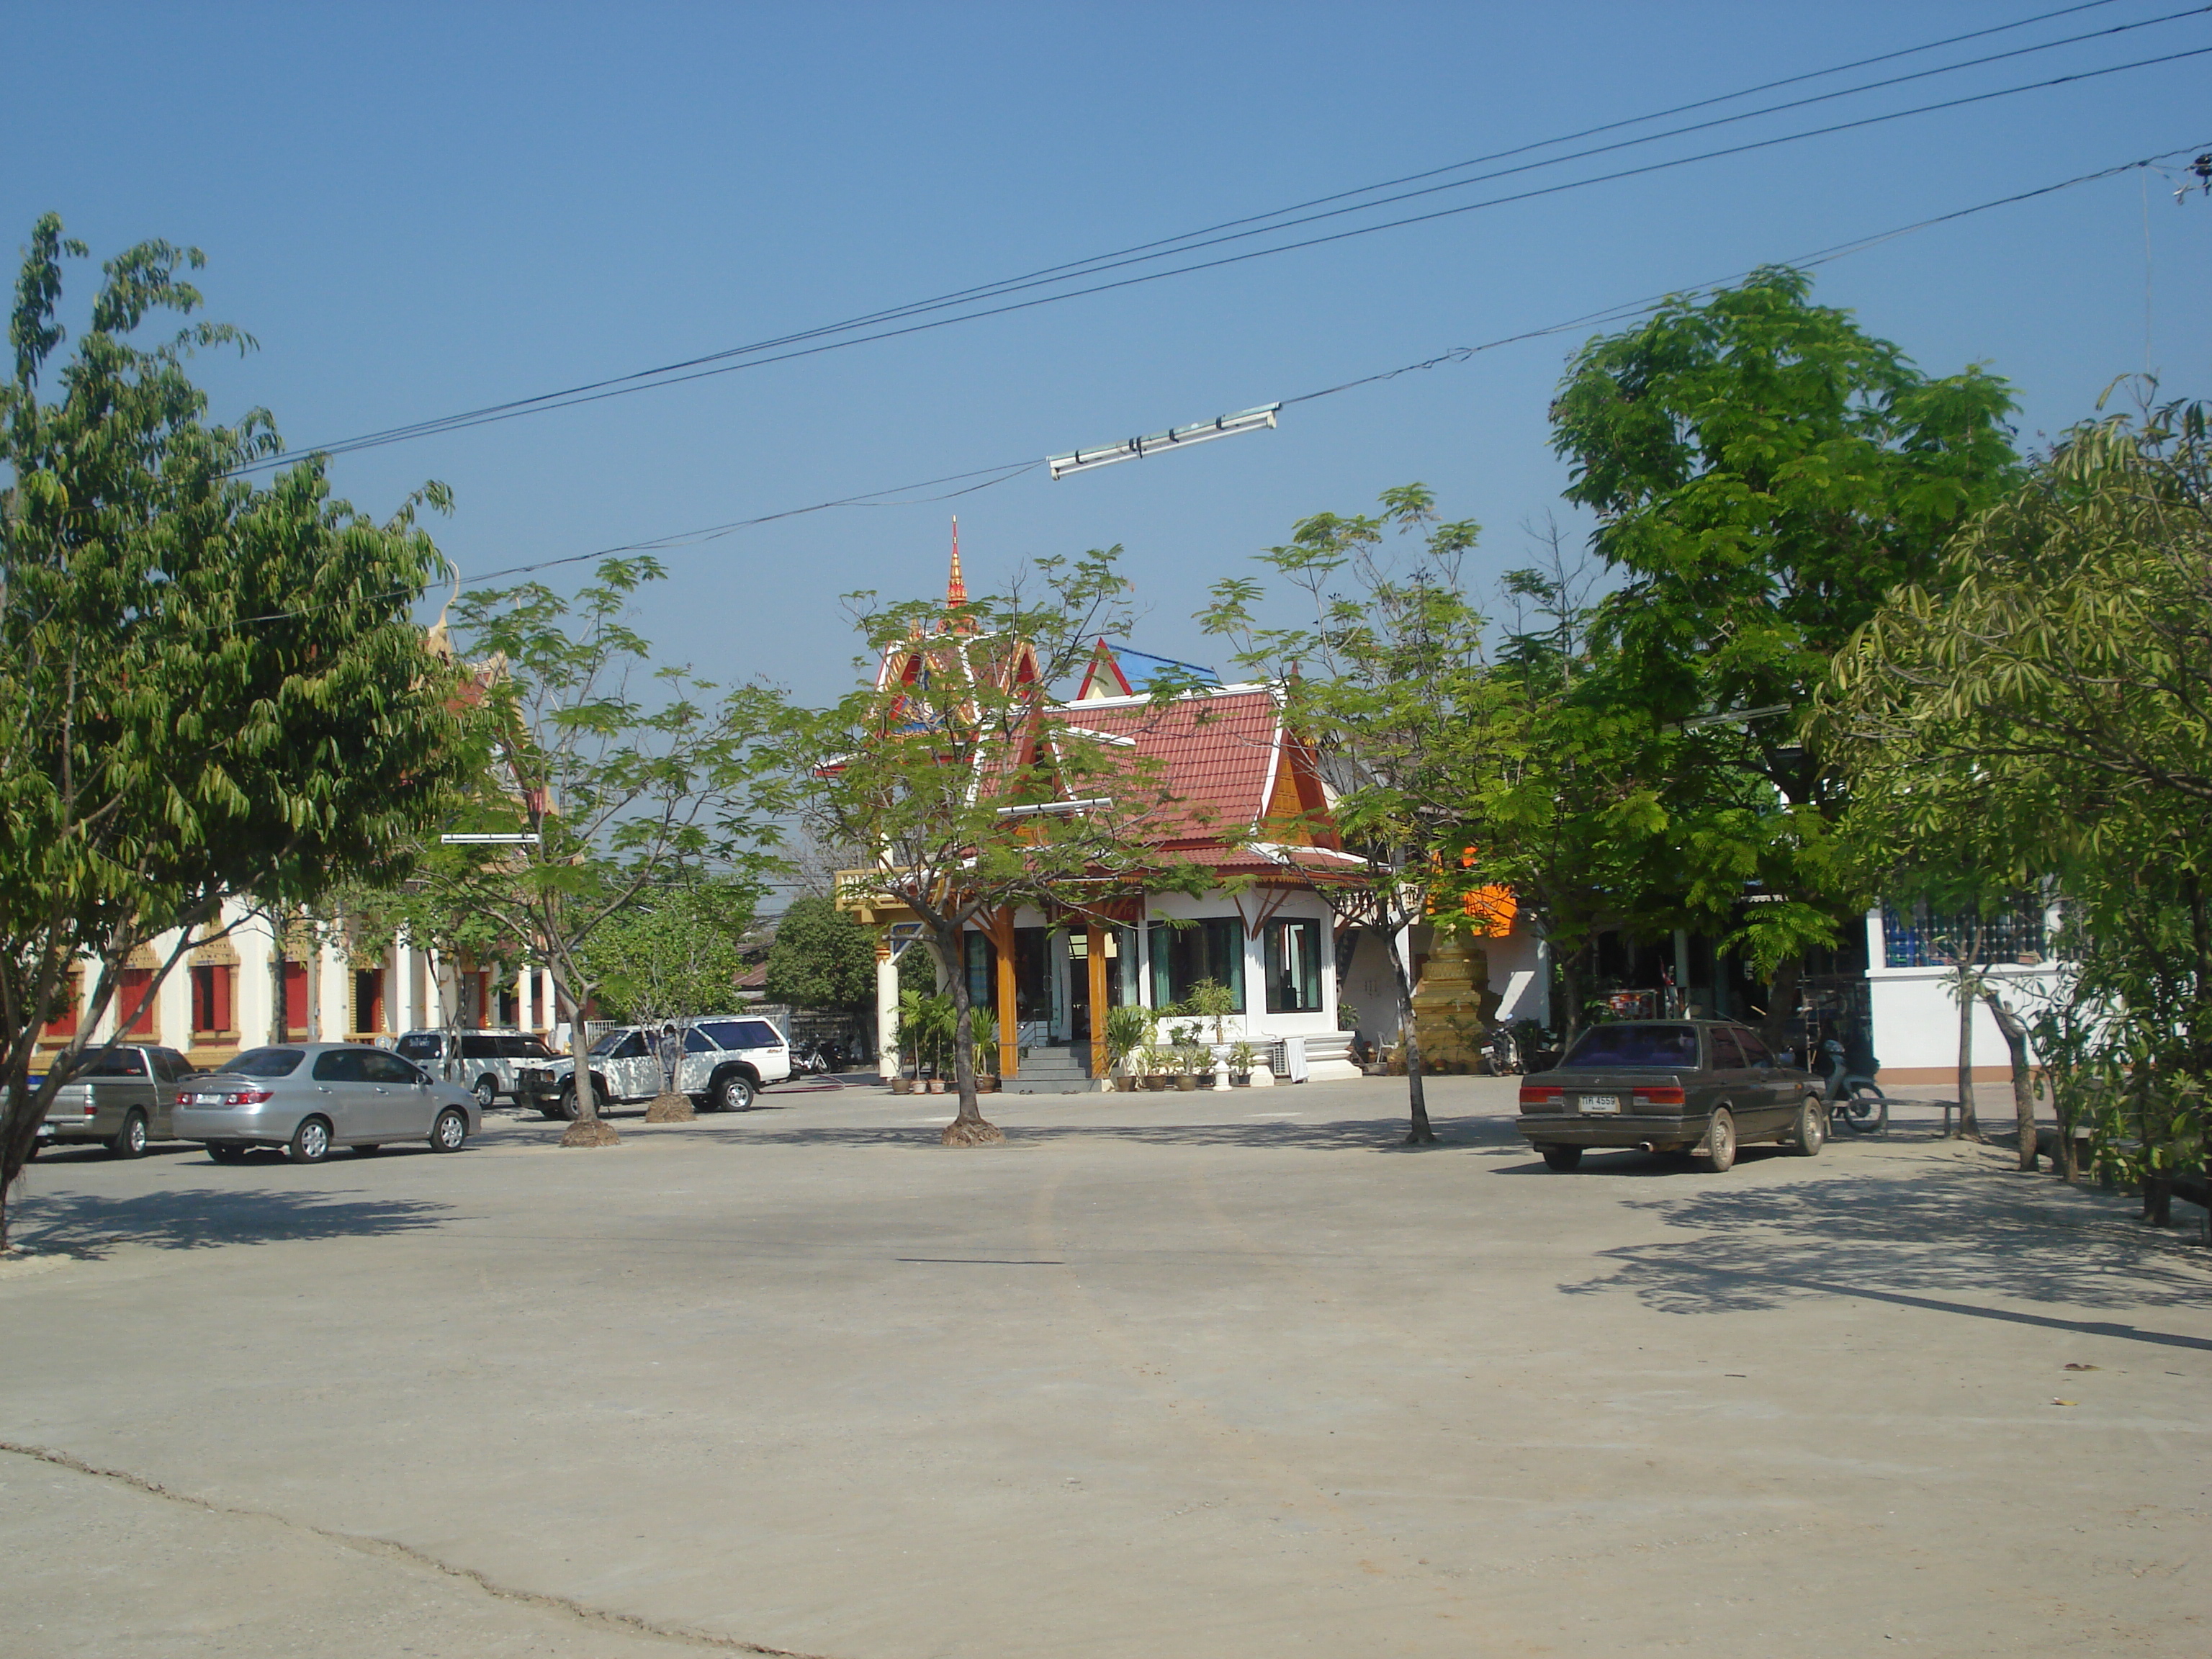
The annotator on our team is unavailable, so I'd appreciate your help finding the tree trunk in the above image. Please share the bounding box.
[1759,956,1803,1057]
[1557,945,1587,1051]
[1392,930,1435,1145]
[1981,986,2038,1172]
[556,974,617,1147]
[1954,975,1982,1141]
[938,917,1000,1146]
[269,909,290,1046]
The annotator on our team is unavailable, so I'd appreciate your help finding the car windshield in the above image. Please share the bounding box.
[227,1048,306,1078]
[395,1035,444,1061]
[1561,1025,1700,1069]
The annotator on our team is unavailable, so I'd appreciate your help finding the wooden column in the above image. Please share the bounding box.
[994,909,1020,1079]
[1087,925,1109,1081]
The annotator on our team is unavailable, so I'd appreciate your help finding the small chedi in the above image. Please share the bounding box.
[1408,928,1501,1071]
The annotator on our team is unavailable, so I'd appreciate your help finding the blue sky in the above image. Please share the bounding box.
[6,2,2208,703]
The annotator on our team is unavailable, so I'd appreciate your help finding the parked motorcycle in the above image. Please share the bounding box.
[1817,1038,1887,1135]
[791,1038,842,1076]
[1479,1023,1522,1076]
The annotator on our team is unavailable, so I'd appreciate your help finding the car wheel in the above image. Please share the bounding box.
[473,1076,498,1110]
[557,1082,582,1121]
[1699,1107,1737,1174]
[286,1117,332,1164]
[430,1107,469,1153]
[1539,1145,1583,1172]
[716,1073,755,1113]
[109,1110,149,1159]
[207,1142,247,1165]
[354,1143,382,1156]
[1788,1096,1825,1156]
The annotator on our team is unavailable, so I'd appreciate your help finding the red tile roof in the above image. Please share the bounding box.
[1046,688,1299,851]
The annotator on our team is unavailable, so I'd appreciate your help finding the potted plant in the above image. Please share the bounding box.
[1141,1045,1171,1089]
[1172,1030,1209,1091]
[1228,1039,1259,1087]
[1105,1004,1152,1092]
[1184,979,1238,1046]
[971,1005,1000,1093]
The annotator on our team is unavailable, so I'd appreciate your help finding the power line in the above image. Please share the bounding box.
[236,2,2196,471]
[271,43,2212,464]
[204,138,2203,637]
[442,142,2207,592]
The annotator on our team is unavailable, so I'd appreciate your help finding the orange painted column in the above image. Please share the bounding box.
[1087,925,1109,1081]
[994,909,1020,1079]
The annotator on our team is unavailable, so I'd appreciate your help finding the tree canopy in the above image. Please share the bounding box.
[0,215,470,1241]
[763,894,876,1012]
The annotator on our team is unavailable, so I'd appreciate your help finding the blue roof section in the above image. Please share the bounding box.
[1112,646,1220,692]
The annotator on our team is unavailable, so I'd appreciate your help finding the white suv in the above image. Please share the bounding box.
[536,1016,791,1120]
[395,1029,566,1111]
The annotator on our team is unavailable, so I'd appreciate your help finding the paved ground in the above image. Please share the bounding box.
[4,1076,2207,1658]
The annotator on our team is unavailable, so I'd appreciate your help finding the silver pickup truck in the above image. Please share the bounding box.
[36,1044,199,1158]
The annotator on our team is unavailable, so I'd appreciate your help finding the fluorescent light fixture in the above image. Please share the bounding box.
[997,796,1114,818]
[1048,405,1280,481]
[440,832,542,845]
[1678,703,1792,730]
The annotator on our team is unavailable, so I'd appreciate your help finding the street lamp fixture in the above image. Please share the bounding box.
[1676,703,1792,731]
[1048,405,1280,481]
[996,797,1113,819]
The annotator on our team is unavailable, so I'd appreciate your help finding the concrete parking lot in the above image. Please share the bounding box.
[4,1076,2207,1658]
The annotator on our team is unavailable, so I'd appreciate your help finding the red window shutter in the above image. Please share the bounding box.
[284,961,310,1036]
[43,974,80,1038]
[121,968,157,1036]
[213,965,232,1033]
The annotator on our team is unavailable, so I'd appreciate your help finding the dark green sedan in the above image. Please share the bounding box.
[1515,1020,1826,1173]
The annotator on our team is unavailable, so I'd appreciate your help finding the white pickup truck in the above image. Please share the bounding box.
[35,1044,199,1158]
[535,1016,791,1119]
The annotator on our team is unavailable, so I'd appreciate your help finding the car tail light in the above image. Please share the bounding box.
[1519,1084,1563,1107]
[83,1101,97,1117]
[223,1088,273,1106]
[1632,1086,1686,1107]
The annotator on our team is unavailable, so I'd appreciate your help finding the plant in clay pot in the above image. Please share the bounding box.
[1228,1039,1259,1086]
[1105,1004,1154,1092]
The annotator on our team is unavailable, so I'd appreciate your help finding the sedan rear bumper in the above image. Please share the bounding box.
[1516,1112,1710,1149]
[173,1106,297,1145]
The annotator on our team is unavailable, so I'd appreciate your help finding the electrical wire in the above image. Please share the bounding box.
[205,138,2203,637]
[233,2,2198,471]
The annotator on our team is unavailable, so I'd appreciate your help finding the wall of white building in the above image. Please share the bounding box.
[49,898,556,1068]
[1862,909,2056,1084]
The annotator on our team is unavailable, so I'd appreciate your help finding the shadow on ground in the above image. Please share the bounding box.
[596,1111,1530,1155]
[12,1187,456,1259]
[1560,1166,2212,1350]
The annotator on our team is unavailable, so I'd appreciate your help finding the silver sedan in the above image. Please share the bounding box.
[173,1043,480,1164]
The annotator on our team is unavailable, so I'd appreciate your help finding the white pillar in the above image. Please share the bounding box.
[876,945,899,1081]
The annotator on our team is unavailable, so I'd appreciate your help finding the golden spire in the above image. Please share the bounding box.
[945,516,967,611]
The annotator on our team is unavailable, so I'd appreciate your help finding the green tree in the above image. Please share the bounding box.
[763,893,876,1012]
[418,557,788,1146]
[0,217,468,1243]
[1551,266,2018,1040]
[1826,400,2212,1217]
[1199,486,1485,1144]
[801,549,1195,1146]
[579,876,752,1027]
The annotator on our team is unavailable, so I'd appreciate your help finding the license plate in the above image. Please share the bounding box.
[1580,1094,1621,1114]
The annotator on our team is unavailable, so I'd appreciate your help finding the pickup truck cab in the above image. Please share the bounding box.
[537,1016,791,1120]
[36,1044,198,1158]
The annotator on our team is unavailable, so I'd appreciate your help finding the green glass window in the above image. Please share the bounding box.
[1148,918,1244,1010]
[1263,917,1323,1014]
